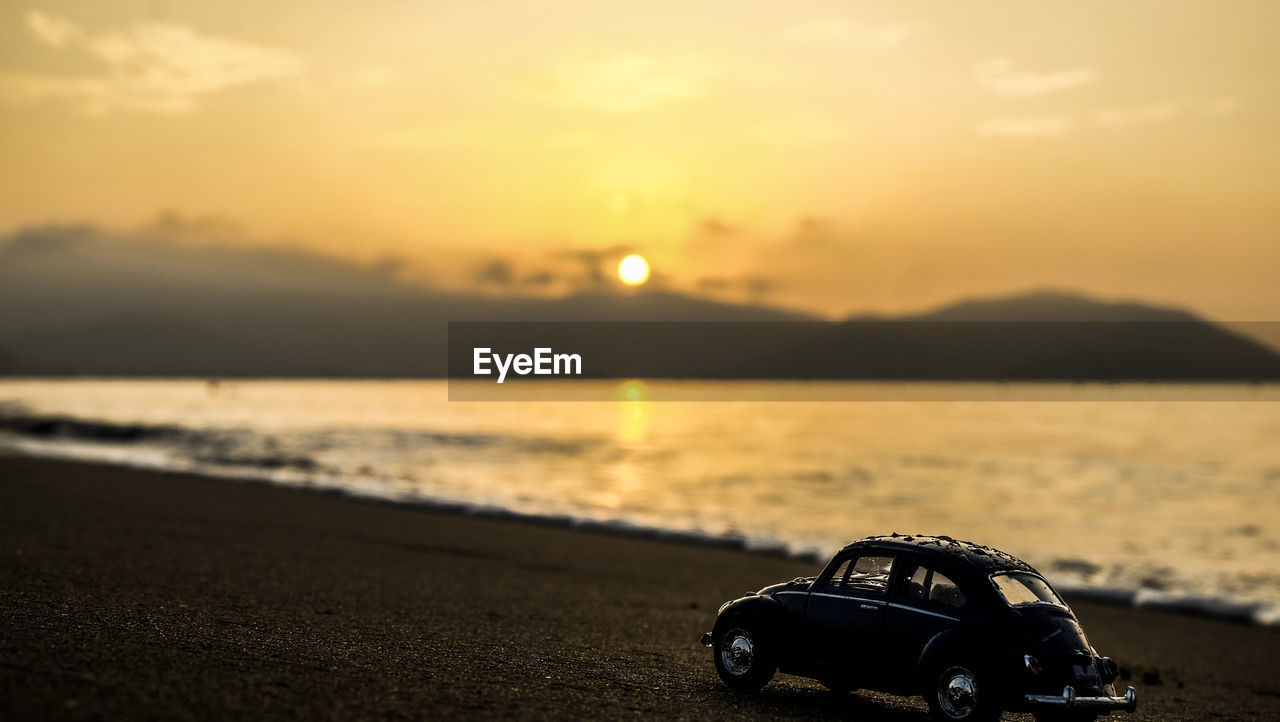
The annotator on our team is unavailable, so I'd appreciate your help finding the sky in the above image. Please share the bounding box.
[1,0,1277,319]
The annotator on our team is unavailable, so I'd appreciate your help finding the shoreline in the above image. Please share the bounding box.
[2,455,1279,720]
[2,441,1277,629]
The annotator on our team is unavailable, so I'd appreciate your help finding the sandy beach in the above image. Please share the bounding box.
[2,455,1277,721]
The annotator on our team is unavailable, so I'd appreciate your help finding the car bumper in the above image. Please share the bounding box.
[1024,685,1137,712]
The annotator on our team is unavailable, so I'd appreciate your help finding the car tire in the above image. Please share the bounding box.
[712,625,776,693]
[925,662,1002,722]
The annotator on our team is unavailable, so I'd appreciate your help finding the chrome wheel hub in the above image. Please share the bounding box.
[938,668,978,718]
[720,631,754,676]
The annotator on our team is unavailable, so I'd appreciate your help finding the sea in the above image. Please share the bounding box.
[2,379,1277,626]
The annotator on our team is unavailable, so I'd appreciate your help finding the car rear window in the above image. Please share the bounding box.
[992,572,1065,607]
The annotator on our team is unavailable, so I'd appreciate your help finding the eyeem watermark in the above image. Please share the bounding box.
[449,321,1280,400]
[473,347,582,383]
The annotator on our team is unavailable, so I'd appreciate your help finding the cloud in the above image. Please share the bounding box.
[698,217,739,237]
[780,18,913,50]
[475,260,513,285]
[697,275,777,303]
[0,10,304,114]
[523,270,556,287]
[0,220,432,317]
[371,122,503,149]
[143,210,248,242]
[745,114,853,147]
[977,115,1074,138]
[1092,103,1181,129]
[25,9,78,48]
[974,58,1097,97]
[469,245,669,295]
[795,216,836,237]
[334,65,397,91]
[474,259,561,289]
[548,54,718,112]
[1202,95,1242,117]
[555,245,635,287]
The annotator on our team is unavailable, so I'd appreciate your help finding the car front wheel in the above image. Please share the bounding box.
[926,662,1002,722]
[712,625,776,693]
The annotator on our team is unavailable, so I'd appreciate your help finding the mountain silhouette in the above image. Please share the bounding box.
[1,228,1277,379]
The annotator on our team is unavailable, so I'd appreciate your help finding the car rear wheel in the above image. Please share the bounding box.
[712,625,776,693]
[926,662,1002,722]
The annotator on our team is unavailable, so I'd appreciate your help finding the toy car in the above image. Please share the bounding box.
[701,534,1137,721]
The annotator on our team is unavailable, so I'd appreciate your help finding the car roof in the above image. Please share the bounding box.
[841,534,1037,575]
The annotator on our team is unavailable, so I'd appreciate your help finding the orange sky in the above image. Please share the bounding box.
[1,1,1277,319]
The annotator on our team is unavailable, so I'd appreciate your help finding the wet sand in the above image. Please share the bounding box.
[2,456,1277,720]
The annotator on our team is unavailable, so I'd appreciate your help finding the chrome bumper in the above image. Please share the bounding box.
[1025,685,1137,712]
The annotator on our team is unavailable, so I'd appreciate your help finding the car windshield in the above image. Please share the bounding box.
[991,572,1065,608]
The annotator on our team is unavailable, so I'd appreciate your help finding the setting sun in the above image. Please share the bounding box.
[617,254,651,286]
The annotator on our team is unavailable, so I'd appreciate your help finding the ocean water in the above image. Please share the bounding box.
[2,379,1278,625]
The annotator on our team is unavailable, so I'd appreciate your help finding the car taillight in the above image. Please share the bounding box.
[1024,654,1044,676]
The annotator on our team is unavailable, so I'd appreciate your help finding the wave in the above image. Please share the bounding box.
[0,404,588,473]
[1055,585,1278,626]
[0,405,184,442]
[0,403,510,451]
[0,406,1276,629]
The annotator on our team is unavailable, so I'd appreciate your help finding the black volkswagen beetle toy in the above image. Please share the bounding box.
[701,534,1137,722]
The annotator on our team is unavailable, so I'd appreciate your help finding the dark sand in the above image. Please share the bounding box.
[2,456,1277,721]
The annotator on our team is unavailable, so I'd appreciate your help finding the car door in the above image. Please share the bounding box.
[803,552,895,673]
[884,557,968,677]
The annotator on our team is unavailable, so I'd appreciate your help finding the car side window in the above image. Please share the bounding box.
[897,562,967,609]
[901,563,929,601]
[929,571,966,608]
[840,555,893,595]
[824,559,852,588]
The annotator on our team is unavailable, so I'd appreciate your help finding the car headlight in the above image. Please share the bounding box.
[1097,656,1119,683]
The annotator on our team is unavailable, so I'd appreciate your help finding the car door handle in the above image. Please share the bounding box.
[859,604,879,613]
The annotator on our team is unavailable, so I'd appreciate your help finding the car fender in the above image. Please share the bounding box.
[916,624,996,677]
[712,594,791,648]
